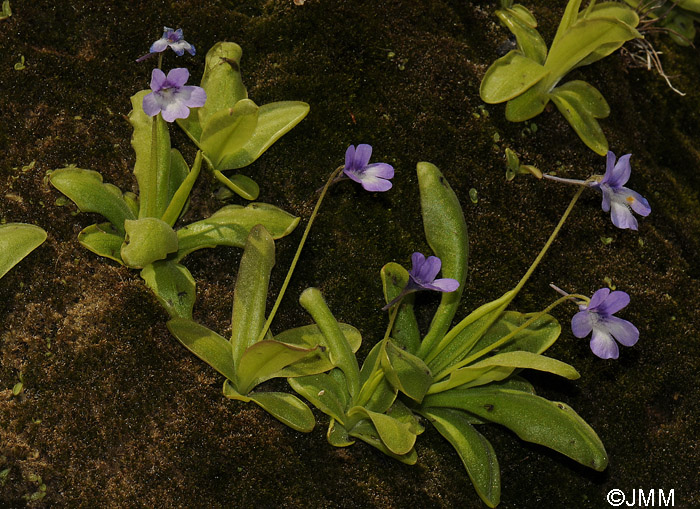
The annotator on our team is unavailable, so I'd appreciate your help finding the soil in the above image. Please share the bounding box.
[1,0,698,507]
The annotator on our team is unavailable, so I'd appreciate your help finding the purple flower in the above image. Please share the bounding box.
[589,152,651,230]
[137,27,195,62]
[407,252,460,293]
[382,252,459,310]
[571,288,639,359]
[142,68,206,123]
[343,144,394,192]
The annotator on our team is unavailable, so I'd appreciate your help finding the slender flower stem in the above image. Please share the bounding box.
[256,165,345,343]
[157,53,163,70]
[432,293,589,384]
[511,185,586,296]
[542,173,588,186]
[424,185,587,367]
[549,283,590,306]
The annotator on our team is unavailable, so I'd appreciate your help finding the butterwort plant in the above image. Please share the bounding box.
[166,144,394,431]
[292,161,643,507]
[50,32,300,320]
[480,0,641,154]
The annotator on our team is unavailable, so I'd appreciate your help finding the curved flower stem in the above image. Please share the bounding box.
[433,293,589,383]
[256,165,345,343]
[424,185,587,366]
[511,185,586,296]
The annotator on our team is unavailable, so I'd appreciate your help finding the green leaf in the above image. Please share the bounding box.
[420,408,500,508]
[425,290,514,377]
[433,351,579,393]
[382,341,433,402]
[236,340,317,394]
[415,162,469,359]
[480,51,549,104]
[167,149,190,206]
[348,419,418,464]
[423,387,608,471]
[551,0,584,49]
[0,223,46,279]
[496,9,547,64]
[216,101,310,170]
[230,225,275,368]
[200,99,259,170]
[248,392,315,433]
[553,80,610,118]
[358,342,397,414]
[550,81,610,155]
[381,262,420,354]
[388,399,425,436]
[579,2,639,27]
[346,406,417,456]
[50,168,136,234]
[161,150,201,227]
[327,419,355,447]
[510,4,537,27]
[288,372,349,423]
[504,80,550,121]
[213,172,260,201]
[77,223,124,264]
[299,288,361,398]
[166,318,237,381]
[545,18,639,81]
[129,90,172,218]
[468,311,562,358]
[175,202,299,262]
[121,218,178,269]
[194,42,248,134]
[272,323,362,378]
[141,260,196,319]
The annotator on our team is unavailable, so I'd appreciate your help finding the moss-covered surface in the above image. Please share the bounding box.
[1,0,698,507]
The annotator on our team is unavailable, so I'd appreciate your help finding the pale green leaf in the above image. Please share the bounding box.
[0,224,46,279]
[480,51,548,104]
[423,387,608,471]
[299,288,361,398]
[415,162,469,359]
[129,90,172,218]
[496,9,547,64]
[216,101,310,170]
[121,218,178,269]
[272,323,362,378]
[230,225,275,368]
[166,318,237,381]
[288,372,349,423]
[248,392,315,433]
[347,406,417,455]
[236,340,317,394]
[141,261,196,319]
[175,203,299,262]
[77,223,124,265]
[50,168,135,234]
[381,262,420,354]
[213,172,260,201]
[420,408,500,508]
[200,99,259,170]
[550,84,609,156]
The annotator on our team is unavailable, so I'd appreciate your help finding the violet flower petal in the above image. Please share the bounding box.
[571,310,593,338]
[595,290,630,315]
[354,144,373,169]
[604,316,639,346]
[590,328,620,359]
